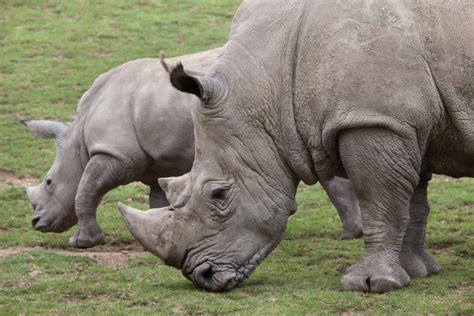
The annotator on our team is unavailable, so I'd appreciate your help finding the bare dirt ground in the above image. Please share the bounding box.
[0,169,38,190]
[0,246,148,270]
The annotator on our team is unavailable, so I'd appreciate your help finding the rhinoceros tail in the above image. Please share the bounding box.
[159,51,172,74]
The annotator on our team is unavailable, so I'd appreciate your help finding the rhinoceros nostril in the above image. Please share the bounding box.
[201,266,214,283]
[31,216,41,227]
[192,262,239,292]
[193,262,215,289]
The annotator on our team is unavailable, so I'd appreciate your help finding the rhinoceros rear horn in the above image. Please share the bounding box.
[21,120,69,139]
[158,174,192,208]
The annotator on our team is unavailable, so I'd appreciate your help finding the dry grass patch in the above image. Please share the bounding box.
[0,169,38,190]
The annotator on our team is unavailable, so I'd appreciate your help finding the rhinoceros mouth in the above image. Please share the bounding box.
[183,241,276,291]
[32,213,55,232]
[189,261,247,292]
[184,249,266,291]
[32,209,75,233]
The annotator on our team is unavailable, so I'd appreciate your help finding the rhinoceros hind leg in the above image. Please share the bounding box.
[320,177,363,240]
[399,173,441,278]
[72,154,137,248]
[149,184,169,208]
[338,128,421,292]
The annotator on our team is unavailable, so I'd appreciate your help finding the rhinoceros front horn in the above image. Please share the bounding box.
[117,202,184,268]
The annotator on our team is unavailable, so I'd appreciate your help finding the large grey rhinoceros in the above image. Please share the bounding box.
[118,0,474,293]
[25,48,361,248]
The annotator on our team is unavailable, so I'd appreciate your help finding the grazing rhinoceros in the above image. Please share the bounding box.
[24,48,362,248]
[118,0,474,293]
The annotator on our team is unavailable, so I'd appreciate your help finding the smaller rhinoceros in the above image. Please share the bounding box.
[25,48,361,248]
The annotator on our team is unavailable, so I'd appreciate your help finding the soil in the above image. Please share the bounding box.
[455,283,474,295]
[0,169,38,190]
[0,246,148,270]
[341,309,366,316]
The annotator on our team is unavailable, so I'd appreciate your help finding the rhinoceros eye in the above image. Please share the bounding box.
[205,181,233,205]
[211,188,226,200]
[46,179,52,186]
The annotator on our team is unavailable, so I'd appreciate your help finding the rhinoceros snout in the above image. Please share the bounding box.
[191,262,241,292]
[31,213,74,233]
[31,214,52,232]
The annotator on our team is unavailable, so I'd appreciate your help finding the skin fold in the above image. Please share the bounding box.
[119,0,473,292]
[25,48,361,248]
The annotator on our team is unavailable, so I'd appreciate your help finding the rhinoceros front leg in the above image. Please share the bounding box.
[320,177,362,239]
[149,184,169,208]
[399,173,441,278]
[70,154,132,248]
[338,128,421,293]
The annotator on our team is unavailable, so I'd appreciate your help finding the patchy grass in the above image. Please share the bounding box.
[1,179,473,315]
[0,1,473,314]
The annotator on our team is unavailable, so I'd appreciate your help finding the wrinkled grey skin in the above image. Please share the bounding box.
[119,0,473,292]
[25,47,361,248]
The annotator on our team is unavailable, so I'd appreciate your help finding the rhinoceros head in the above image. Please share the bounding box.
[23,120,81,232]
[118,64,299,291]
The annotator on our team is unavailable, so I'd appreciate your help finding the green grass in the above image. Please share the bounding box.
[1,1,473,314]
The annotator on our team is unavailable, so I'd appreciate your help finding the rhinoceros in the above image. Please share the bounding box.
[25,48,361,248]
[118,0,474,293]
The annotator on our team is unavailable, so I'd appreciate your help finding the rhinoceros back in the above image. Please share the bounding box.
[74,48,220,179]
[417,1,474,176]
[224,0,474,180]
[131,49,221,177]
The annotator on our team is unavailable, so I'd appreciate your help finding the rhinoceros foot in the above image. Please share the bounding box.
[69,219,105,248]
[399,249,441,278]
[341,253,411,293]
[340,226,363,240]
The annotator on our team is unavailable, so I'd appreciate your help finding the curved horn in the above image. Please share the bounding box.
[158,173,192,208]
[26,186,34,200]
[117,203,184,268]
[21,120,69,139]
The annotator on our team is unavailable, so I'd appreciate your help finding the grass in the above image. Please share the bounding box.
[1,1,473,314]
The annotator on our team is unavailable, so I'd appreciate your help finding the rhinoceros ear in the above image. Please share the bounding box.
[169,63,207,99]
[168,63,223,105]
[21,120,69,139]
[158,174,192,208]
